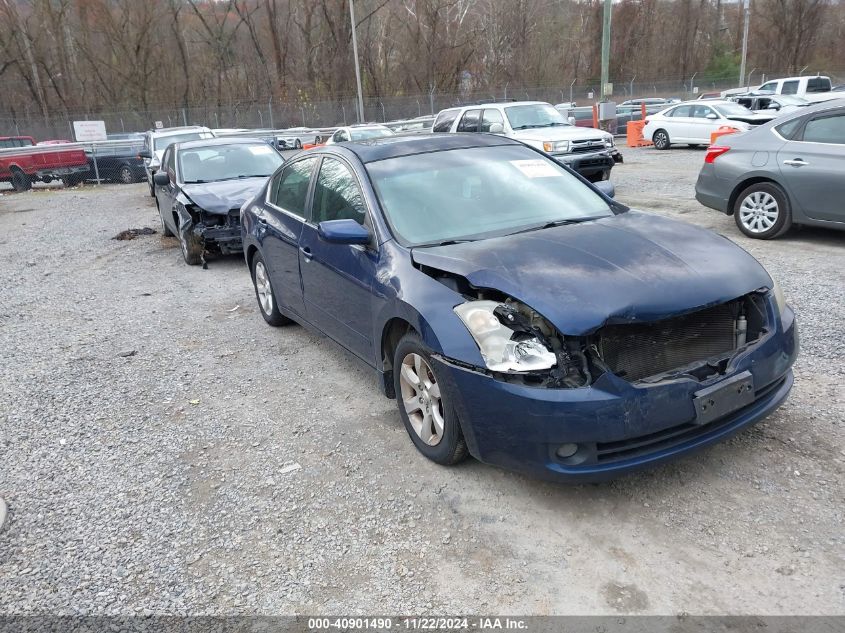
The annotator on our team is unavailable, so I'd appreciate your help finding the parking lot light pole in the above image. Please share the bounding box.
[738,0,750,89]
[600,0,612,101]
[349,0,365,123]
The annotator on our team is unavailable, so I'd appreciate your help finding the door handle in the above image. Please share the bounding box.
[783,158,808,167]
[300,245,312,259]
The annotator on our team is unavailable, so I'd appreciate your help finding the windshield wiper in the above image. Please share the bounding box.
[417,238,476,248]
[508,218,595,235]
[216,174,270,181]
[511,124,547,130]
[183,180,209,184]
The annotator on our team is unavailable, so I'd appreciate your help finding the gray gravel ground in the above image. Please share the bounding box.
[0,147,843,615]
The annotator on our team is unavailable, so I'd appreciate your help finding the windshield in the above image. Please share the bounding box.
[178,143,283,183]
[154,131,213,151]
[504,104,570,130]
[368,145,613,247]
[713,103,753,117]
[349,128,394,141]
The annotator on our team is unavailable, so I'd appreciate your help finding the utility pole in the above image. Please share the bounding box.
[600,0,612,101]
[738,0,750,89]
[349,0,365,123]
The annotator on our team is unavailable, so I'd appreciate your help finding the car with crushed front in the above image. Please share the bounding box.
[240,133,797,482]
[154,137,284,265]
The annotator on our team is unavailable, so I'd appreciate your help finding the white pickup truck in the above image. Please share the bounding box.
[751,75,836,102]
[433,101,618,182]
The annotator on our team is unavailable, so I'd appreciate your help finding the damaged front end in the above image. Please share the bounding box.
[180,204,244,256]
[439,265,773,389]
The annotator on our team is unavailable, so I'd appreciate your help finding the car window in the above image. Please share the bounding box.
[480,109,505,132]
[801,114,845,145]
[457,109,481,133]
[311,157,367,225]
[164,148,176,179]
[775,117,803,140]
[758,82,777,93]
[806,77,831,93]
[692,105,715,118]
[433,109,460,133]
[179,143,283,183]
[781,80,799,95]
[669,105,692,117]
[270,157,318,217]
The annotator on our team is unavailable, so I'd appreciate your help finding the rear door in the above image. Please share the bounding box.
[776,110,845,223]
[261,156,319,318]
[456,109,481,133]
[298,155,377,362]
[665,105,694,141]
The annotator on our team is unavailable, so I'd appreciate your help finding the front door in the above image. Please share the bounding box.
[261,156,319,318]
[154,146,178,234]
[777,111,845,223]
[299,156,377,363]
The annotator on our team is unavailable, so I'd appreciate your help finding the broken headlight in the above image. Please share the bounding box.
[454,300,557,372]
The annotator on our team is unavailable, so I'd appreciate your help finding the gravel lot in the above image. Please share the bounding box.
[0,146,843,615]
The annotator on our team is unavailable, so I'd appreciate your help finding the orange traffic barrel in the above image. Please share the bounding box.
[626,120,652,148]
[710,126,740,145]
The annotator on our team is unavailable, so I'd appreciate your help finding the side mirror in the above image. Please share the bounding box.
[488,122,504,134]
[705,113,719,120]
[766,103,780,110]
[138,149,152,159]
[595,180,615,199]
[153,171,170,186]
[317,219,370,245]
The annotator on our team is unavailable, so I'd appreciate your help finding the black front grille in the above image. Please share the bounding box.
[228,209,241,227]
[570,139,606,154]
[599,302,737,381]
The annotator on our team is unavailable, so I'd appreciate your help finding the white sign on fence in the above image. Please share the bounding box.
[73,120,107,142]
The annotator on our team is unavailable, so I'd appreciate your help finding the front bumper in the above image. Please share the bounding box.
[432,304,797,483]
[194,223,243,254]
[553,150,615,177]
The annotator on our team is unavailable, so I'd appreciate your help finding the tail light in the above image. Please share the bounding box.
[704,145,730,164]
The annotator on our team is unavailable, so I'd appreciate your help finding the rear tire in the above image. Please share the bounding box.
[294,139,302,149]
[250,252,292,326]
[652,129,671,150]
[733,182,792,240]
[11,169,32,192]
[393,333,468,466]
[118,165,134,184]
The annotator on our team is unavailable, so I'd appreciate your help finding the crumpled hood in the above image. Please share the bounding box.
[513,126,610,143]
[724,113,774,125]
[182,177,268,214]
[411,211,772,335]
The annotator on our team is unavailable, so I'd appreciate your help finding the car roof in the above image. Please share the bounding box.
[176,137,271,150]
[150,126,211,136]
[327,132,519,164]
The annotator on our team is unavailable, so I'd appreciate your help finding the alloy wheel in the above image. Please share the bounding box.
[739,191,779,234]
[254,261,274,315]
[119,166,133,184]
[399,353,444,446]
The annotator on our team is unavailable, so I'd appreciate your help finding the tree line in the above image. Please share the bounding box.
[1,0,843,123]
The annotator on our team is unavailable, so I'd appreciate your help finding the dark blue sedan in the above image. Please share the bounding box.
[240,134,797,482]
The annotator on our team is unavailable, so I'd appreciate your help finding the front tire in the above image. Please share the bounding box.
[179,225,203,265]
[393,333,467,466]
[652,129,671,150]
[251,253,291,326]
[733,182,792,239]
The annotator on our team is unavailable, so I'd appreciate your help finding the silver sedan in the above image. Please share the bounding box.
[695,99,845,239]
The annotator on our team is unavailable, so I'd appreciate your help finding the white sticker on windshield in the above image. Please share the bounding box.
[510,159,561,178]
[249,145,274,155]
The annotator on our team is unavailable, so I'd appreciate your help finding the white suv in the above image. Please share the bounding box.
[140,126,214,196]
[433,101,617,181]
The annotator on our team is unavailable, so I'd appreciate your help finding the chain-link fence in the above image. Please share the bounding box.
[3,71,843,140]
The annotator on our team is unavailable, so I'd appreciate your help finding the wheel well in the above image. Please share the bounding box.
[245,244,258,272]
[727,177,780,216]
[380,318,416,398]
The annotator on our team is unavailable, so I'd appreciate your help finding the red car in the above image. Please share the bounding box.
[0,136,89,191]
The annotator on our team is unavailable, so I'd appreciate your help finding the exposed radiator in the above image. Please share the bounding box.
[599,302,738,381]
